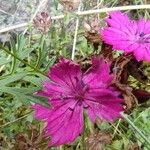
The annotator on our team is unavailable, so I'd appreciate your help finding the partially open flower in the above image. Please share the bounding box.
[33,57,123,147]
[33,12,51,33]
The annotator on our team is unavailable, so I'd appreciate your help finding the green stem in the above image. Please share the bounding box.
[35,34,45,68]
[0,111,32,128]
[58,146,64,150]
[121,112,150,147]
[0,45,46,76]
[82,130,85,150]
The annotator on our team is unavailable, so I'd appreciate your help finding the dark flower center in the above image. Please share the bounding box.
[75,95,84,102]
[74,85,89,104]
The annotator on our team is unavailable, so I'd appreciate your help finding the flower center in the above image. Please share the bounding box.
[74,85,89,104]
[75,95,84,101]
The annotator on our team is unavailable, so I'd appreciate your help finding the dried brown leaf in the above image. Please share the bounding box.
[84,18,101,50]
[112,55,131,84]
[111,55,138,111]
[127,143,142,150]
[60,0,81,11]
[114,82,137,113]
[101,42,113,60]
[127,59,148,83]
[14,124,49,150]
[132,89,150,104]
[85,131,111,150]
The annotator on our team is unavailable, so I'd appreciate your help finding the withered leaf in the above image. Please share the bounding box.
[132,89,150,104]
[111,55,132,84]
[84,19,101,51]
[85,131,111,150]
[127,143,142,150]
[112,55,148,84]
[14,124,49,150]
[114,82,137,113]
[60,0,81,11]
[111,56,136,111]
[85,32,101,50]
[127,59,148,83]
[101,42,113,60]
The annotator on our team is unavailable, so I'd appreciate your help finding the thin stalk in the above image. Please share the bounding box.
[58,146,64,150]
[1,5,150,34]
[81,129,85,150]
[71,4,82,60]
[112,119,121,138]
[35,34,45,68]
[0,111,32,128]
[0,45,46,76]
[121,112,150,147]
[77,5,150,16]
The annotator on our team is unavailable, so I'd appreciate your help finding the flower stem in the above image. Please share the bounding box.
[35,34,45,68]
[0,111,32,128]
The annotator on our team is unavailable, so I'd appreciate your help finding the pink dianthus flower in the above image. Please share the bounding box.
[33,57,123,147]
[101,11,150,62]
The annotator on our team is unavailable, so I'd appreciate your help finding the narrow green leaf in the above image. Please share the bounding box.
[0,58,11,66]
[0,72,27,86]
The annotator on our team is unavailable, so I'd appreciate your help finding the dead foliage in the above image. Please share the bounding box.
[100,42,113,60]
[60,0,81,11]
[127,143,142,150]
[13,124,49,150]
[85,131,111,150]
[84,18,101,51]
[132,89,150,104]
[99,42,150,111]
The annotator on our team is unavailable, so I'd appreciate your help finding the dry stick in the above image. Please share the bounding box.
[93,0,104,9]
[77,4,150,15]
[0,23,28,34]
[0,5,150,34]
[71,4,82,60]
[0,15,65,34]
[0,8,13,16]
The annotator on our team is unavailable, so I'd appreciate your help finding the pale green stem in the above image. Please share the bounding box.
[0,111,32,128]
[121,112,150,147]
[112,119,121,138]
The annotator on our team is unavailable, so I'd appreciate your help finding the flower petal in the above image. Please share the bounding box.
[83,57,113,88]
[32,104,51,120]
[101,11,150,62]
[46,105,84,146]
[35,58,83,99]
[85,89,123,122]
[33,99,83,147]
[106,11,130,29]
[48,58,82,93]
[87,101,123,122]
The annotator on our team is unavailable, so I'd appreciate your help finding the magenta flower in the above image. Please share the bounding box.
[33,57,123,147]
[101,11,150,62]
